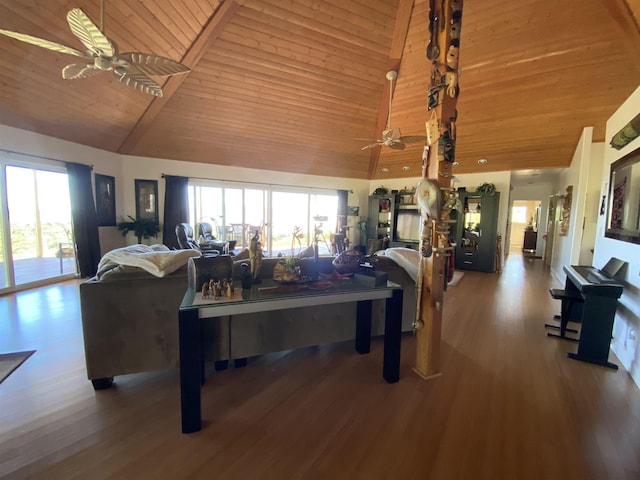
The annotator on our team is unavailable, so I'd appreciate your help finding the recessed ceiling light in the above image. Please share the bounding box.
[402,166,410,172]
[381,167,390,173]
[452,161,459,167]
[478,158,488,165]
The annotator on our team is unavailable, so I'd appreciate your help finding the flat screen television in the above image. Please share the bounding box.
[393,208,421,243]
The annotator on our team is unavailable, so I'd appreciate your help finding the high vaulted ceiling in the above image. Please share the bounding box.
[0,0,639,180]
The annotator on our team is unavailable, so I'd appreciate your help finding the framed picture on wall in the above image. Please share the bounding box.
[95,174,116,226]
[135,179,159,224]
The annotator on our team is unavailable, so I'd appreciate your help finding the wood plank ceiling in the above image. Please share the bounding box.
[0,0,638,180]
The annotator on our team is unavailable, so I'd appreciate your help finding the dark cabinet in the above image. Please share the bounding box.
[523,230,537,252]
[454,190,500,272]
[367,194,420,251]
[367,195,394,243]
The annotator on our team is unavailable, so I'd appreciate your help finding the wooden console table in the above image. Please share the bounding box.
[178,277,403,434]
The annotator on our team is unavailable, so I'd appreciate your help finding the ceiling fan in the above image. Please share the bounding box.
[0,0,190,97]
[361,70,428,150]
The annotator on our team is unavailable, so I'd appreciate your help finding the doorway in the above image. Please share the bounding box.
[509,200,542,257]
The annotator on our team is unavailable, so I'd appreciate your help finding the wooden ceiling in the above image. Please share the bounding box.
[0,0,639,180]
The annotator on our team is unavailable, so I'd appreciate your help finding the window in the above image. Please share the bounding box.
[1,162,76,292]
[188,182,338,256]
[511,205,528,224]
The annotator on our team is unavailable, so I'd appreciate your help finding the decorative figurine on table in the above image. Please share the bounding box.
[202,278,235,299]
[240,263,253,289]
[249,232,263,283]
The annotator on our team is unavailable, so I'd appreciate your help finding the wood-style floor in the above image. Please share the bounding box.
[1,254,639,479]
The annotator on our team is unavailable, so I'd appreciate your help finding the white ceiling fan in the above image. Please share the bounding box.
[361,70,428,150]
[0,0,190,97]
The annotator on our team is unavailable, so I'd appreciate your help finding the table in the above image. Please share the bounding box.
[179,276,403,434]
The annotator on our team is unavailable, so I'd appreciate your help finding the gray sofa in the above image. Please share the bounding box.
[79,249,417,389]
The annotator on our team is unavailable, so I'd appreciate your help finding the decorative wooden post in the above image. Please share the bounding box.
[414,0,463,379]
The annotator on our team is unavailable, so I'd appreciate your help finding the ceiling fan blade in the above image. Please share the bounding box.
[114,69,163,97]
[62,63,102,79]
[361,143,381,151]
[0,28,85,57]
[119,52,190,76]
[399,135,429,144]
[389,141,406,150]
[67,8,114,57]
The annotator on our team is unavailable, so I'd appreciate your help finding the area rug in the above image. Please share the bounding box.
[448,271,464,286]
[0,350,35,384]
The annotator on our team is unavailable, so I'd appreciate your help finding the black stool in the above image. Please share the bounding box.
[545,288,583,342]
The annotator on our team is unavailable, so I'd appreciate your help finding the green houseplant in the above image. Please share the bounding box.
[476,182,496,196]
[117,215,160,244]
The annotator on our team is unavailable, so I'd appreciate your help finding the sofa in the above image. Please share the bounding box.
[79,245,418,389]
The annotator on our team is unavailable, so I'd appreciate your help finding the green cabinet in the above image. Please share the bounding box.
[454,189,500,272]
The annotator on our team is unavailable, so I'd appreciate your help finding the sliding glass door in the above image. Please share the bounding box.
[1,163,76,291]
[188,182,336,257]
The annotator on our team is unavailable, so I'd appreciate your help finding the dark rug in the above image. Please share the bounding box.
[0,350,35,384]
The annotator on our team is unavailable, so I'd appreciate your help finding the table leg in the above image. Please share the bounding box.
[180,309,203,434]
[355,300,372,354]
[383,289,403,383]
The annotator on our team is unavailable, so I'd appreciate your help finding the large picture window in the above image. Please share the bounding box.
[0,160,76,293]
[188,182,338,256]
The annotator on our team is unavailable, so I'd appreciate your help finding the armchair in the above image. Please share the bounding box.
[197,221,236,252]
[175,223,219,257]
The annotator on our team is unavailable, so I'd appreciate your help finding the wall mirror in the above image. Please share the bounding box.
[606,146,640,244]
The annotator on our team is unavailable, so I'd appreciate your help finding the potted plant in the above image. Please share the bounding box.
[117,215,160,244]
[273,226,305,282]
[476,182,496,196]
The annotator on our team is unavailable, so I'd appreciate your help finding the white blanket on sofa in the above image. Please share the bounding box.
[383,247,419,282]
[96,244,201,279]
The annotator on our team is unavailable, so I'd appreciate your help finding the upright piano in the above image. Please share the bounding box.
[563,264,624,369]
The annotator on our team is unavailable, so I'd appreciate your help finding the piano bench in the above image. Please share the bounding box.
[545,289,584,342]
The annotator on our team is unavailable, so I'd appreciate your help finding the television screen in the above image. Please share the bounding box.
[394,209,421,242]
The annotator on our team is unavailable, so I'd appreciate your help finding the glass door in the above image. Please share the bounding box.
[5,165,75,288]
[271,192,309,256]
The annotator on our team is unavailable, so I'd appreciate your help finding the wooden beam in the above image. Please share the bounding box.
[414,0,461,379]
[367,0,415,179]
[118,0,244,155]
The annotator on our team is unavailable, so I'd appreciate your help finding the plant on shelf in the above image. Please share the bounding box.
[273,226,305,282]
[117,215,160,244]
[476,182,496,196]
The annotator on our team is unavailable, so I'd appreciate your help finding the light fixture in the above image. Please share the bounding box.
[402,166,410,172]
[381,167,390,173]
[477,158,488,165]
[452,161,459,167]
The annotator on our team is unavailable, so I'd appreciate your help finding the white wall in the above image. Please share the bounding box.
[550,127,593,283]
[578,142,605,266]
[593,85,640,387]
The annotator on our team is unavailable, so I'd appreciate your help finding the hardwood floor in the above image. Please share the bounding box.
[1,254,639,479]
